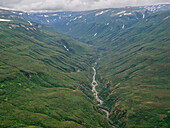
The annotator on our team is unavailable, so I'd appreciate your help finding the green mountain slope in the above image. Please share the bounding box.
[0,19,112,127]
[96,10,170,127]
[0,7,170,128]
[22,8,151,46]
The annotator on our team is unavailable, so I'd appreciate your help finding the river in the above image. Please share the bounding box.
[91,62,116,127]
[91,62,109,118]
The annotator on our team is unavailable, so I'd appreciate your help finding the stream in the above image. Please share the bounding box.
[91,62,109,118]
[91,62,116,127]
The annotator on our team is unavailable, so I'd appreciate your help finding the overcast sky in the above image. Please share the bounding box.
[0,0,170,12]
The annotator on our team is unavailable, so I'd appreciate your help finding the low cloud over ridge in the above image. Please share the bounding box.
[0,0,170,11]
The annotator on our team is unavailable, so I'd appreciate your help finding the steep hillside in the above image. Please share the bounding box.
[22,8,151,46]
[96,10,170,127]
[0,19,112,127]
[17,4,169,47]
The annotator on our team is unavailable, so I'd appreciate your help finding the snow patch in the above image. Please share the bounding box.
[142,13,145,19]
[51,14,58,16]
[122,24,125,29]
[70,16,82,22]
[163,16,170,21]
[95,10,109,16]
[12,11,17,14]
[28,21,32,26]
[0,19,11,22]
[63,45,69,51]
[44,15,49,17]
[124,12,132,15]
[73,17,77,21]
[47,20,50,23]
[19,13,23,15]
[78,16,82,19]
[70,17,77,22]
[116,11,126,15]
[106,23,109,25]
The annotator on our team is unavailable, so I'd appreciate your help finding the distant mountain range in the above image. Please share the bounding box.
[139,4,170,12]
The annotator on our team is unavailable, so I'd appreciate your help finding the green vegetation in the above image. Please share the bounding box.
[51,8,151,46]
[0,7,170,128]
[0,19,111,127]
[96,10,170,127]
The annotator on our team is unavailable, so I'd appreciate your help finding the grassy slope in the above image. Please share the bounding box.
[52,8,150,46]
[96,10,170,127]
[0,20,111,127]
[15,8,150,46]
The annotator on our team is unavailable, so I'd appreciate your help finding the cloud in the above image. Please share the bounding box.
[0,0,170,11]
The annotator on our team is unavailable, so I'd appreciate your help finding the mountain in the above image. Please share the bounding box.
[10,4,168,47]
[0,4,170,128]
[96,10,170,127]
[140,4,170,12]
[0,17,112,127]
[21,8,151,46]
[1,5,169,47]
